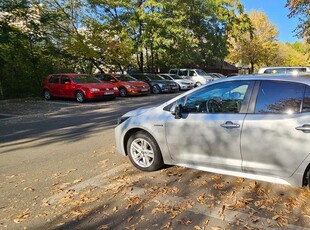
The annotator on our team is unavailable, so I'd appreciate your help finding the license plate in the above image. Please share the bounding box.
[140,88,148,92]
[104,91,114,95]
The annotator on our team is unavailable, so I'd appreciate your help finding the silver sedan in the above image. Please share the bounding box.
[115,74,310,187]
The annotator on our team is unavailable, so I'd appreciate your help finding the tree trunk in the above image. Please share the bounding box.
[0,81,4,99]
[250,62,254,74]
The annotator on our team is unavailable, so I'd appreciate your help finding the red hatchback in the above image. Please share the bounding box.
[43,74,119,102]
[97,74,150,97]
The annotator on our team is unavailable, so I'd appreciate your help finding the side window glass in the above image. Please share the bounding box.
[179,70,188,76]
[183,81,251,114]
[60,76,70,84]
[189,71,195,76]
[302,87,310,112]
[255,81,304,114]
[49,76,59,84]
[264,68,286,74]
[287,68,306,73]
[170,70,177,74]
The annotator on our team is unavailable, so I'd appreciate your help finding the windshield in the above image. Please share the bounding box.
[147,74,165,81]
[116,74,137,81]
[72,76,101,84]
[196,69,208,76]
[169,74,183,80]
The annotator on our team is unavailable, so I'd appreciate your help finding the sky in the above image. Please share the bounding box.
[240,0,301,43]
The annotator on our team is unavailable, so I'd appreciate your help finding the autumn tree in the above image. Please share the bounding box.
[286,0,310,43]
[227,10,278,73]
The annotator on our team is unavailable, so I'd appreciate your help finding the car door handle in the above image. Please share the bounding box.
[295,124,310,132]
[220,121,240,129]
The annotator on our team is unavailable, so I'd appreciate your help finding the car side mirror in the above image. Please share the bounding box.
[110,79,116,82]
[65,81,71,85]
[171,104,183,119]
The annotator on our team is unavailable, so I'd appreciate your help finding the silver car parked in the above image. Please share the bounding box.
[115,74,310,187]
[159,73,194,90]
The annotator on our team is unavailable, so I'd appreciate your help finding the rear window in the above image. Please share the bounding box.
[255,81,304,114]
[286,68,307,73]
[264,68,286,74]
[49,76,60,84]
[71,76,101,83]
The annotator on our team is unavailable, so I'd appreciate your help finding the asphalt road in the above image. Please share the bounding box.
[0,94,309,230]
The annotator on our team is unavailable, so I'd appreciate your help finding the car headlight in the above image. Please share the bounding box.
[90,88,100,92]
[117,116,130,125]
[113,87,118,90]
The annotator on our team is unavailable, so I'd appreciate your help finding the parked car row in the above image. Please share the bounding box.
[43,72,194,102]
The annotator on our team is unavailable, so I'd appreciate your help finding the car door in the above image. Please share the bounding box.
[59,75,73,98]
[165,80,254,171]
[241,80,310,178]
[48,75,60,96]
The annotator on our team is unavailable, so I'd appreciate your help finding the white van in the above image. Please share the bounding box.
[168,69,215,87]
[257,66,310,74]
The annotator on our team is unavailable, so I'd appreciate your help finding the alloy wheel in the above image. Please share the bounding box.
[130,138,155,168]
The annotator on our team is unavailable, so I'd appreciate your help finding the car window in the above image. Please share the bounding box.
[179,70,188,76]
[160,75,170,80]
[147,74,164,81]
[196,69,208,76]
[302,86,310,112]
[49,76,60,84]
[116,74,136,81]
[71,76,101,83]
[169,69,177,74]
[131,74,143,80]
[182,81,251,114]
[286,68,307,73]
[60,76,70,84]
[264,68,286,74]
[103,75,116,82]
[169,74,183,79]
[255,81,304,114]
[189,70,195,76]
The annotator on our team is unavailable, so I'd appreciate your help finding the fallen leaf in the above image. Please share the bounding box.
[177,219,192,225]
[162,221,171,229]
[23,187,35,191]
[13,209,30,223]
[73,178,83,183]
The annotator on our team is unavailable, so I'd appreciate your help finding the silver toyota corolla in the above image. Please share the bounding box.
[115,74,310,187]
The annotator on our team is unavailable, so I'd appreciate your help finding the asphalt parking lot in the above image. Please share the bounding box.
[0,95,309,230]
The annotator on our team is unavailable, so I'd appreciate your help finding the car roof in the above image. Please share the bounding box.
[220,73,310,85]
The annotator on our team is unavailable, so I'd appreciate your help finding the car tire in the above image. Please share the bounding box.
[43,90,52,100]
[119,88,128,97]
[127,131,164,171]
[152,85,161,94]
[76,91,85,103]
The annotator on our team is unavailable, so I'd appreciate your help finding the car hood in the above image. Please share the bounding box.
[173,79,193,83]
[149,80,175,84]
[122,106,155,117]
[122,81,149,87]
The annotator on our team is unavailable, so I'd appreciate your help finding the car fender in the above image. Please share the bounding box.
[289,152,310,186]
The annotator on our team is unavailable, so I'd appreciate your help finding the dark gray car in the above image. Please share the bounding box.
[115,74,310,187]
[130,73,179,94]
